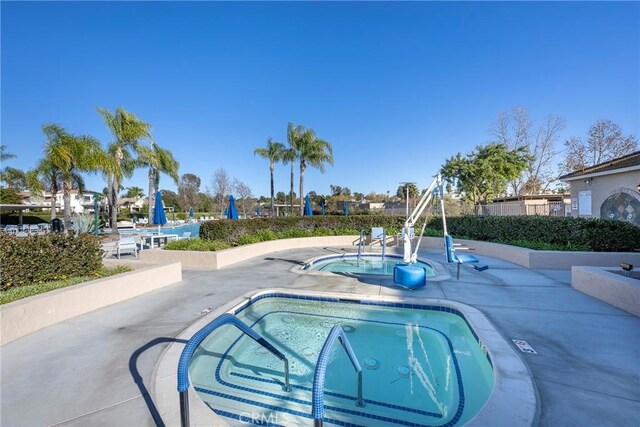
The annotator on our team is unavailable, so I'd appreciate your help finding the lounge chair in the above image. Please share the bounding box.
[444,234,487,279]
[116,236,138,259]
[370,227,386,247]
[177,231,191,240]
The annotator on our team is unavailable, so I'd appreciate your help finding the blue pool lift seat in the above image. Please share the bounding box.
[444,234,487,279]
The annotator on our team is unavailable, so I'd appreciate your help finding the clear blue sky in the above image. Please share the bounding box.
[2,1,639,198]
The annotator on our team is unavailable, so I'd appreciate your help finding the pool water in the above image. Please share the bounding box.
[305,254,437,277]
[189,296,494,426]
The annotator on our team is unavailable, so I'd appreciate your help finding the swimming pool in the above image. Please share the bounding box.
[304,254,437,277]
[186,293,494,426]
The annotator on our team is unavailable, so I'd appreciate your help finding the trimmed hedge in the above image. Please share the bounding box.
[200,215,639,252]
[428,216,640,252]
[200,216,406,244]
[0,233,104,289]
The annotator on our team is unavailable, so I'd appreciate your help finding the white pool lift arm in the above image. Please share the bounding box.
[402,173,446,263]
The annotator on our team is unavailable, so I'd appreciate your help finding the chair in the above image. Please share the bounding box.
[177,231,191,240]
[371,227,385,246]
[116,236,138,259]
[444,234,486,279]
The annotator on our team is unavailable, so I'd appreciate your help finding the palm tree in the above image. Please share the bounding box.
[124,186,145,199]
[254,138,285,217]
[39,124,109,228]
[295,128,334,215]
[97,107,152,231]
[0,145,16,162]
[26,159,63,220]
[283,123,304,216]
[137,142,179,220]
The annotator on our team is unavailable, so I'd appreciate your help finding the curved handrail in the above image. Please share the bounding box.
[177,313,290,427]
[312,326,364,426]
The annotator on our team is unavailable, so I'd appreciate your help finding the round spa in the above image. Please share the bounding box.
[303,253,437,277]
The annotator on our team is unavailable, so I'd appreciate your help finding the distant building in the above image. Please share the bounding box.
[118,197,146,213]
[18,190,100,214]
[559,151,640,226]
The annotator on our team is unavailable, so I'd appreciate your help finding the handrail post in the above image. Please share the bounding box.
[177,313,291,427]
[312,326,364,425]
[356,229,365,266]
[381,229,386,264]
[179,390,190,427]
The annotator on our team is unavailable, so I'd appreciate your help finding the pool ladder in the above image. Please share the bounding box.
[312,325,364,426]
[177,313,291,427]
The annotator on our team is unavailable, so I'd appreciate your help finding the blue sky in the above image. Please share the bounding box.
[2,1,639,198]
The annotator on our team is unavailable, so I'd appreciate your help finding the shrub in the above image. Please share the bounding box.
[426,216,640,252]
[164,238,230,251]
[200,216,406,244]
[0,233,103,289]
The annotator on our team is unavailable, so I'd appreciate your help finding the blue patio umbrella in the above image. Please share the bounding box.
[256,207,261,216]
[304,194,313,216]
[321,198,326,216]
[227,195,239,219]
[189,208,194,218]
[153,191,167,226]
[343,201,348,216]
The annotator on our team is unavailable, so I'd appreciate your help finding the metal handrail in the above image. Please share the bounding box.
[381,228,386,264]
[312,325,364,426]
[356,229,366,266]
[177,313,291,427]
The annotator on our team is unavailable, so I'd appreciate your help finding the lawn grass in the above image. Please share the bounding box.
[0,265,133,305]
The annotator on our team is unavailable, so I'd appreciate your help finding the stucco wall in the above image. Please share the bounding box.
[569,169,640,219]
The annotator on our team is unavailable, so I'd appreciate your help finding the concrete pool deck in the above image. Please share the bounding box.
[1,246,638,426]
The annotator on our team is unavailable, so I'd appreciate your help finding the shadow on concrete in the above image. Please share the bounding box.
[264,257,305,265]
[129,337,188,427]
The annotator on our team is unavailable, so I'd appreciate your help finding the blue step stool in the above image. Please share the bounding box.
[393,264,426,289]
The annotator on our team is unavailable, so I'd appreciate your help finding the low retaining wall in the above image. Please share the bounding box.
[419,237,640,269]
[572,266,640,316]
[0,262,182,346]
[139,235,359,269]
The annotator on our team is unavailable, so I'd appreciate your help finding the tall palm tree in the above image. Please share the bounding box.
[295,128,334,215]
[0,145,16,162]
[283,123,304,216]
[26,159,63,220]
[39,124,109,228]
[97,107,152,231]
[254,137,285,217]
[137,142,179,220]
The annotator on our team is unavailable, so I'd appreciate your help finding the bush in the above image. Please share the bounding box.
[426,216,640,252]
[200,216,406,244]
[164,238,230,251]
[0,233,104,289]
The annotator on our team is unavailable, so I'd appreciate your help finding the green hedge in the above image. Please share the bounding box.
[427,216,640,252]
[200,216,407,244]
[200,215,639,252]
[0,233,104,289]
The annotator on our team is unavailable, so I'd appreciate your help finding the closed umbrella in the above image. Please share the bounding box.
[343,200,348,216]
[189,208,194,218]
[321,198,325,216]
[227,195,239,219]
[304,195,313,216]
[153,191,167,232]
[256,207,261,216]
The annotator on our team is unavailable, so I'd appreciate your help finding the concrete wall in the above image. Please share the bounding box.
[572,266,639,316]
[139,235,359,269]
[0,263,182,345]
[569,169,639,219]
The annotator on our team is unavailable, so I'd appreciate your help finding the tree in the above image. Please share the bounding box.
[196,192,215,212]
[0,145,27,190]
[294,126,334,215]
[160,190,181,210]
[97,107,152,231]
[0,145,16,162]
[275,191,286,204]
[38,124,108,228]
[560,120,638,173]
[27,159,63,219]
[396,183,419,201]
[254,137,285,217]
[124,186,145,199]
[233,178,254,218]
[0,187,23,204]
[330,185,343,197]
[490,108,565,194]
[283,123,302,216]
[208,168,231,216]
[178,173,201,211]
[137,142,180,219]
[441,143,530,205]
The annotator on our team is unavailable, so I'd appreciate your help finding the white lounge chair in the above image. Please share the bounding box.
[177,232,192,240]
[116,236,138,259]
